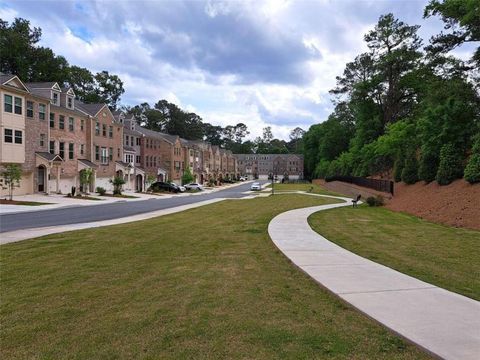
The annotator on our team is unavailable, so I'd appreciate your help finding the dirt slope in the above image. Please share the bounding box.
[314,178,480,230]
[386,180,480,230]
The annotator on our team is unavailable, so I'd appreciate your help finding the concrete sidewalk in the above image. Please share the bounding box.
[268,194,480,360]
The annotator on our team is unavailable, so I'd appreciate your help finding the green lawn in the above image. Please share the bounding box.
[309,205,480,301]
[0,195,428,359]
[267,182,344,196]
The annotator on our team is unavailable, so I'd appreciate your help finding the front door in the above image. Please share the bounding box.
[37,166,45,192]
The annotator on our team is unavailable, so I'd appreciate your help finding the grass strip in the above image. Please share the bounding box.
[309,205,480,300]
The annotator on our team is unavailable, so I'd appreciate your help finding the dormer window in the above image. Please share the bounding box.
[51,91,60,105]
[67,96,73,109]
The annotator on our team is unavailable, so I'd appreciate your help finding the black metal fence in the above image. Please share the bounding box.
[325,176,394,195]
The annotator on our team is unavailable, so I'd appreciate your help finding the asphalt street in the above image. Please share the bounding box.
[0,181,268,233]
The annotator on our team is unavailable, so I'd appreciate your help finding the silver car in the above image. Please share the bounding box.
[185,183,203,191]
[250,182,261,191]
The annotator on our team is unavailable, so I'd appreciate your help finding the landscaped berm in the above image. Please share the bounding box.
[1,193,432,359]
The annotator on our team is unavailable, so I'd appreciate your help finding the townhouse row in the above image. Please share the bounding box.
[0,74,238,197]
[234,153,304,180]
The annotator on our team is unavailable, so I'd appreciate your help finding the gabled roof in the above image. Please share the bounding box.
[78,159,98,168]
[76,101,107,116]
[36,152,63,162]
[1,74,30,92]
[61,87,75,96]
[26,82,58,89]
[137,127,178,145]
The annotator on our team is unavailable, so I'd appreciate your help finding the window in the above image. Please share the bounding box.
[14,97,23,114]
[53,92,59,105]
[126,154,134,164]
[67,97,73,109]
[109,147,113,161]
[80,119,84,131]
[59,142,65,158]
[38,103,46,120]
[117,148,120,158]
[50,112,55,128]
[49,141,55,154]
[95,122,100,136]
[40,134,45,147]
[101,147,108,164]
[4,95,12,112]
[68,117,74,131]
[69,143,74,159]
[109,126,113,138]
[102,124,106,137]
[136,138,140,146]
[27,101,34,118]
[4,129,13,143]
[136,155,141,164]
[95,146,100,161]
[59,115,65,129]
[14,130,22,144]
[80,144,84,156]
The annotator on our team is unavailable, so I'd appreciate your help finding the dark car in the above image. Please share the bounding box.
[149,181,180,193]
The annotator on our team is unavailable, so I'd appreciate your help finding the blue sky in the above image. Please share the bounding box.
[0,0,475,140]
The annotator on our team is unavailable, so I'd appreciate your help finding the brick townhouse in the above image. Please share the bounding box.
[0,74,124,196]
[234,153,304,180]
[114,111,145,192]
[1,73,238,197]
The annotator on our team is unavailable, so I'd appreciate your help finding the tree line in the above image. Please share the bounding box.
[0,17,305,155]
[303,0,480,185]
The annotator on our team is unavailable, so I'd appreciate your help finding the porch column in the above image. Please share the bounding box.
[92,170,97,193]
[46,166,51,194]
[56,166,61,193]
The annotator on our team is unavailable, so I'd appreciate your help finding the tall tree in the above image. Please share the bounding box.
[424,0,480,67]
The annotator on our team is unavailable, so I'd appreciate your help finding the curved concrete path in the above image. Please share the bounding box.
[268,193,480,360]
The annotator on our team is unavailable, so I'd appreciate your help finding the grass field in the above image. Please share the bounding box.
[267,182,344,196]
[309,205,480,301]
[0,195,428,359]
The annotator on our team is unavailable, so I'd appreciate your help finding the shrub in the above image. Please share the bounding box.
[110,176,126,195]
[393,155,404,183]
[401,151,418,184]
[366,195,384,207]
[418,150,439,183]
[436,143,464,185]
[96,186,106,196]
[181,167,194,185]
[464,135,480,184]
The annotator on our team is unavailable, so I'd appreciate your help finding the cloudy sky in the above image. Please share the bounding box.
[0,0,473,140]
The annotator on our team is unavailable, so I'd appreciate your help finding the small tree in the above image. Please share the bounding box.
[418,150,439,183]
[401,151,418,184]
[181,167,194,185]
[464,135,480,184]
[436,143,464,185]
[1,164,22,200]
[110,176,126,195]
[393,154,404,183]
[79,168,93,193]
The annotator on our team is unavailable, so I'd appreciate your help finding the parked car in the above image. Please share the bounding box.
[149,181,180,193]
[184,183,203,191]
[172,182,187,192]
[250,182,261,191]
[239,176,247,181]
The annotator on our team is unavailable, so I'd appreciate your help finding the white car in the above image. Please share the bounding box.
[178,185,186,192]
[185,183,203,191]
[250,182,261,191]
[239,176,247,181]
